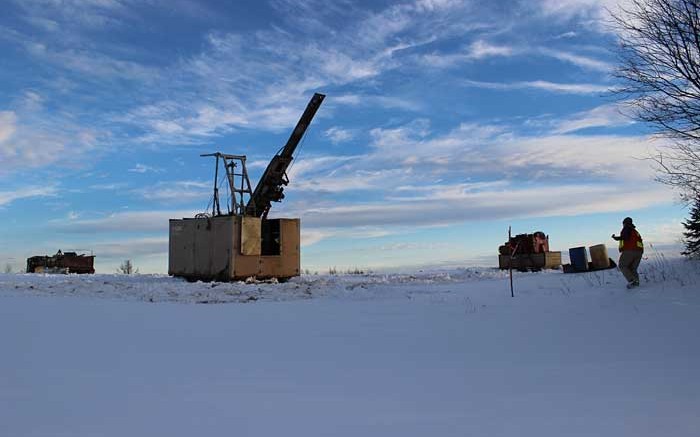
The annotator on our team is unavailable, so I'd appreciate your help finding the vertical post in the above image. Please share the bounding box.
[509,226,515,298]
[213,154,220,216]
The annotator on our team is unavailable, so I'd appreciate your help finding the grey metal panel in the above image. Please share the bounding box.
[169,219,195,276]
[193,219,212,276]
[211,216,235,278]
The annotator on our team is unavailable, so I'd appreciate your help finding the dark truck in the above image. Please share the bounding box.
[26,250,95,274]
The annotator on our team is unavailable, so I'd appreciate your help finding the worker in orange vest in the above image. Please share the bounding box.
[611,217,644,289]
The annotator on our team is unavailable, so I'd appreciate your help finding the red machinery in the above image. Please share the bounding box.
[499,231,549,256]
[498,231,560,271]
[26,250,95,274]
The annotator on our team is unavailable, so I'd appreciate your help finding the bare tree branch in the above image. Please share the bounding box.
[613,0,700,199]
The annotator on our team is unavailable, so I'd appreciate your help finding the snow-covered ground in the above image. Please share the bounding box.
[1,258,699,436]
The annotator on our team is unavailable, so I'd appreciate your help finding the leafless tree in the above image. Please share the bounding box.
[117,259,139,275]
[612,0,700,200]
[3,263,12,274]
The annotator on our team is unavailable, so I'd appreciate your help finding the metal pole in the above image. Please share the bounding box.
[213,154,220,216]
[509,226,515,298]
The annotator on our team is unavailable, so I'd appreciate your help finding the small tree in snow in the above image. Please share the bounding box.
[682,196,700,259]
[3,263,12,274]
[117,259,139,274]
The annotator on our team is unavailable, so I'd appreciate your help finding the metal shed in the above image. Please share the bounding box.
[168,216,300,281]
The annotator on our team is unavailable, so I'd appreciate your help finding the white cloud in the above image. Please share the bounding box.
[0,185,57,207]
[414,0,463,12]
[301,229,331,246]
[538,0,622,21]
[58,210,198,233]
[423,43,611,73]
[0,111,18,144]
[0,108,101,175]
[128,163,163,174]
[539,48,612,72]
[300,226,394,247]
[286,155,361,181]
[554,31,578,39]
[223,111,675,248]
[643,219,685,245]
[293,183,672,230]
[294,168,410,194]
[134,180,211,203]
[91,236,169,259]
[367,120,660,182]
[464,79,610,94]
[333,94,421,111]
[525,80,608,94]
[324,127,354,144]
[257,114,674,247]
[553,103,634,133]
[23,41,159,82]
[467,40,515,59]
[422,41,517,67]
[89,182,129,190]
[13,0,128,29]
[90,0,474,144]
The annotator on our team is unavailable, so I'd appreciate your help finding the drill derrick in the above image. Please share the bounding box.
[246,92,325,218]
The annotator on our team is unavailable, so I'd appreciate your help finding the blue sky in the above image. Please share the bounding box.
[0,0,688,273]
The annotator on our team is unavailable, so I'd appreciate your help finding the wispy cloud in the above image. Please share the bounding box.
[128,163,163,174]
[464,79,610,94]
[0,101,103,175]
[92,0,473,144]
[324,127,355,144]
[0,111,17,144]
[554,31,578,39]
[422,42,612,73]
[467,40,515,59]
[553,103,634,133]
[133,180,211,203]
[292,183,672,230]
[89,182,130,191]
[13,0,129,29]
[537,0,622,22]
[0,185,57,207]
[91,236,169,259]
[539,48,612,72]
[422,41,517,67]
[57,210,197,233]
[333,94,421,111]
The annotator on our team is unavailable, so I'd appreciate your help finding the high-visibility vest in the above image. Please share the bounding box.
[619,229,644,251]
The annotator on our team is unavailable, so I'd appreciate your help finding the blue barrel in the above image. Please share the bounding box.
[569,247,589,272]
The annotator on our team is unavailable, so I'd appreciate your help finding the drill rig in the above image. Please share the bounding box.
[168,93,325,281]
